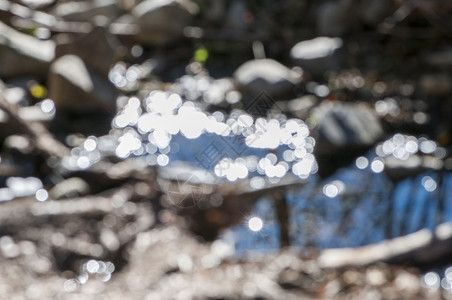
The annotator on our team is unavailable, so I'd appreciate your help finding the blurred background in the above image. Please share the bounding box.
[0,0,452,298]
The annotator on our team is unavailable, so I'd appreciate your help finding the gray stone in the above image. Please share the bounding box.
[53,0,124,23]
[313,102,383,154]
[312,102,383,177]
[0,22,55,79]
[290,37,343,77]
[131,0,199,45]
[55,26,121,76]
[286,95,318,119]
[20,0,55,9]
[48,55,117,114]
[233,59,302,97]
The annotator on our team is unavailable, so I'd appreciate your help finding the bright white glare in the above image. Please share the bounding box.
[146,91,181,113]
[40,99,55,113]
[314,85,329,97]
[113,98,141,128]
[250,177,265,189]
[225,90,241,104]
[323,184,338,197]
[393,133,405,146]
[77,272,89,284]
[35,189,48,202]
[77,156,90,169]
[323,181,344,198]
[420,140,437,154]
[157,154,169,166]
[292,154,316,178]
[422,176,437,192]
[248,217,263,232]
[0,188,14,202]
[246,119,281,149]
[214,158,248,181]
[63,279,79,292]
[405,140,418,153]
[356,156,368,169]
[126,67,139,82]
[424,272,440,288]
[179,107,207,139]
[86,260,100,274]
[131,45,143,57]
[283,150,295,162]
[445,267,452,282]
[6,177,43,197]
[237,114,253,127]
[371,159,384,173]
[83,137,97,152]
[116,132,142,158]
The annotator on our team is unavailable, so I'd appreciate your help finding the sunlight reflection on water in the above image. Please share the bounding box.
[81,91,319,182]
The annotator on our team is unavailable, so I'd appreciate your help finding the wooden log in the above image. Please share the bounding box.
[318,222,452,269]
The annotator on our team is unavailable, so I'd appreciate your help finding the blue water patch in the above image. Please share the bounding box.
[223,162,452,254]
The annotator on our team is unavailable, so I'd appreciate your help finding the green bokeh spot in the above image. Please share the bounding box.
[194,47,209,64]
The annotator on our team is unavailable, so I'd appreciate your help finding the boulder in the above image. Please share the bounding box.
[312,102,383,177]
[233,59,302,101]
[313,102,383,153]
[0,22,54,79]
[55,26,121,77]
[290,37,343,77]
[48,55,117,114]
[131,0,199,45]
[53,0,124,23]
[20,0,55,9]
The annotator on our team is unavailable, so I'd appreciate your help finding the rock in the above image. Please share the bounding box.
[0,22,54,79]
[131,0,199,45]
[313,102,383,153]
[233,59,302,100]
[20,0,55,9]
[48,55,117,114]
[55,26,121,77]
[53,0,124,23]
[312,102,383,177]
[419,74,451,97]
[285,95,318,119]
[290,37,343,77]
